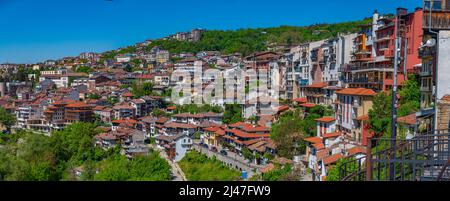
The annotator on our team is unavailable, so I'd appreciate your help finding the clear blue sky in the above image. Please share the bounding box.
[0,0,421,64]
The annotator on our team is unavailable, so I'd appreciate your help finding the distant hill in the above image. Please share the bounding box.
[101,17,373,59]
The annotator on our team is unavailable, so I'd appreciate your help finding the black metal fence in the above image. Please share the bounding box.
[339,130,450,181]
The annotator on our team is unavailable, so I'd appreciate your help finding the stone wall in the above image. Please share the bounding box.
[437,95,450,131]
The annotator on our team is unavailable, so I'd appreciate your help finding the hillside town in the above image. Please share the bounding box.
[0,1,449,181]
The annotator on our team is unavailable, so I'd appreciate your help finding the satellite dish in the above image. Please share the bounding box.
[425,38,436,47]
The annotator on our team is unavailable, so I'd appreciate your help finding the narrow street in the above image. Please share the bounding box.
[192,143,263,179]
[149,144,187,181]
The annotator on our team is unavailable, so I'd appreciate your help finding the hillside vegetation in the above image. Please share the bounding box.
[144,18,372,56]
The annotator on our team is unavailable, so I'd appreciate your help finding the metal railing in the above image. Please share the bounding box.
[339,130,450,181]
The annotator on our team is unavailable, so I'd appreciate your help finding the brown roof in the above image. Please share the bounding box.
[323,153,344,165]
[112,119,138,125]
[336,88,376,96]
[347,146,367,156]
[303,137,322,144]
[300,103,316,108]
[226,129,270,139]
[65,102,91,108]
[156,117,169,124]
[167,106,177,110]
[315,117,336,123]
[122,92,133,97]
[397,113,417,125]
[312,143,325,150]
[322,132,342,139]
[304,82,328,88]
[164,122,198,129]
[355,114,370,121]
[292,97,307,103]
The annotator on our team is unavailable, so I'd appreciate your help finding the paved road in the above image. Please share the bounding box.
[193,143,263,179]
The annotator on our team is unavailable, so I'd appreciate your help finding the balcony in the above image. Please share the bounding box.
[423,7,450,30]
[419,47,437,58]
[421,85,433,92]
[346,63,394,73]
[420,69,432,77]
[344,77,382,84]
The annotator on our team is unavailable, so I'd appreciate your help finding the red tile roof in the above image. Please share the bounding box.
[322,132,342,139]
[304,82,328,88]
[397,113,417,125]
[203,126,220,132]
[312,143,325,150]
[277,105,290,113]
[355,114,370,121]
[164,122,198,129]
[300,103,316,108]
[315,117,336,123]
[323,153,344,165]
[303,137,322,144]
[122,92,133,97]
[347,146,367,156]
[155,117,169,124]
[167,106,177,110]
[226,129,270,139]
[336,88,376,96]
[65,102,91,108]
[112,119,138,125]
[292,97,307,103]
[215,129,225,136]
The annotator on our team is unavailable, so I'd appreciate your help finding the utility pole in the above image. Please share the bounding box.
[390,13,401,181]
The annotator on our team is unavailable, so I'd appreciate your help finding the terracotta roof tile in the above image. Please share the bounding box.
[315,117,336,123]
[336,88,376,96]
[323,153,344,165]
[397,113,417,125]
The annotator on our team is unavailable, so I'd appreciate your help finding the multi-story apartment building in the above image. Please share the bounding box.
[343,9,423,92]
[335,88,376,145]
[43,100,94,130]
[113,104,136,120]
[243,52,281,118]
[417,0,450,132]
[64,102,94,124]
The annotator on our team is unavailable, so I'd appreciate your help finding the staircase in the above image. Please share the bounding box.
[338,130,450,181]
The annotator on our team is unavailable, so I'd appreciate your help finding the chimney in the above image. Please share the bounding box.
[397,7,408,16]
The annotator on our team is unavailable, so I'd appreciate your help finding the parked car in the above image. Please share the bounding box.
[220,150,228,156]
[202,144,209,149]
[211,147,218,153]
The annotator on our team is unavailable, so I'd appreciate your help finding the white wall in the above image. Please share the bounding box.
[437,30,450,100]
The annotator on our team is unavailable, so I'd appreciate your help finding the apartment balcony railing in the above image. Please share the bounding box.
[423,8,450,30]
[339,130,450,181]
[345,63,394,72]
[420,85,433,92]
[300,59,308,65]
[344,77,383,85]
[419,47,437,58]
[419,69,432,77]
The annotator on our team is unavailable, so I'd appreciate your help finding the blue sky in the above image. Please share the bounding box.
[0,0,421,64]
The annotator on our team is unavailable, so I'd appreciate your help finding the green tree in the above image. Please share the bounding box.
[398,75,420,116]
[223,104,244,124]
[75,66,93,74]
[368,92,392,137]
[326,157,357,181]
[0,107,15,131]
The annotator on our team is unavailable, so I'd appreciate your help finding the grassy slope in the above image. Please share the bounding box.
[178,151,240,181]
